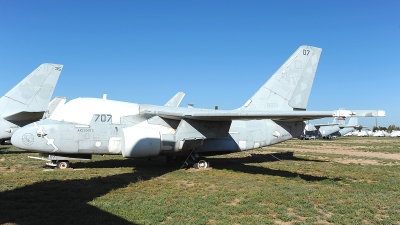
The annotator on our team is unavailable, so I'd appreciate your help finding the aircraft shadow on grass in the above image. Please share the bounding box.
[0,150,28,155]
[208,152,339,182]
[0,146,29,154]
[73,153,336,182]
[0,153,340,224]
[0,161,179,225]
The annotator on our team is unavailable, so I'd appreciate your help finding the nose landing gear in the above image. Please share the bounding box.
[45,160,71,169]
[56,160,71,169]
[28,154,91,169]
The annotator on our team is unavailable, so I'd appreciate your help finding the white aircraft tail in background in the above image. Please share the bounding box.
[0,63,63,144]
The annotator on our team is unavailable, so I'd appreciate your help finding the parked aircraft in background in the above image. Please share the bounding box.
[42,97,67,120]
[11,46,385,169]
[372,130,391,137]
[301,116,359,139]
[357,130,370,137]
[338,117,359,136]
[356,128,377,137]
[317,122,341,139]
[345,129,397,137]
[390,131,400,137]
[0,64,63,145]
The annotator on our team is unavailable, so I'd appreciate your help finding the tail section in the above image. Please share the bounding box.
[42,96,67,119]
[164,92,185,107]
[333,117,346,125]
[241,45,322,111]
[0,63,63,117]
[347,117,358,126]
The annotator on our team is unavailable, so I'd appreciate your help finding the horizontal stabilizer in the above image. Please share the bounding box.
[4,111,44,122]
[340,125,360,128]
[313,123,339,128]
[344,110,385,117]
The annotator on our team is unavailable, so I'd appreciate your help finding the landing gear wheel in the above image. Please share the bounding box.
[56,161,70,169]
[193,157,210,169]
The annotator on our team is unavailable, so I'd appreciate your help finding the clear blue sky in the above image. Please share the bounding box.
[1,0,399,128]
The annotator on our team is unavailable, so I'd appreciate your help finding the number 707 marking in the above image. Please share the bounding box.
[94,114,112,122]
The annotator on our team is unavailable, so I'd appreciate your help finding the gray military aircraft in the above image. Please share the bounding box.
[338,117,359,136]
[302,116,360,139]
[11,46,385,169]
[0,63,63,145]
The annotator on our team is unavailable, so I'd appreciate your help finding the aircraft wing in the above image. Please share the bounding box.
[339,125,360,128]
[144,108,384,122]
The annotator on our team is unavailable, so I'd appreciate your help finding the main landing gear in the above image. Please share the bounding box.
[193,157,209,169]
[179,152,211,169]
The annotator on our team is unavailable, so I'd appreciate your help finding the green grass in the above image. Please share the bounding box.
[1,137,400,224]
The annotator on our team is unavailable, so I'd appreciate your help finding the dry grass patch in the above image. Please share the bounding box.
[1,138,400,224]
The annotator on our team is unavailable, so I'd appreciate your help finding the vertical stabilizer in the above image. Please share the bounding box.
[333,117,346,125]
[347,117,358,126]
[164,92,185,107]
[42,96,67,119]
[241,46,322,111]
[0,63,63,117]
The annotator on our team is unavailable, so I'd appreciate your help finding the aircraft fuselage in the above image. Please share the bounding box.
[11,98,305,159]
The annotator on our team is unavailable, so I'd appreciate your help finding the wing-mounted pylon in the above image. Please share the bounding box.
[148,116,231,152]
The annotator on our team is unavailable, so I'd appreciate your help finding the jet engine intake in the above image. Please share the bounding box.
[121,123,162,158]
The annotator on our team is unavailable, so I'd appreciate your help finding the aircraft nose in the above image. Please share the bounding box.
[11,122,55,152]
[11,123,38,150]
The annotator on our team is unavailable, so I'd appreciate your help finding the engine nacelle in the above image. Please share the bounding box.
[122,123,162,158]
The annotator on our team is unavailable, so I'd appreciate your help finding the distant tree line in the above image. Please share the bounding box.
[371,125,400,132]
[355,125,400,132]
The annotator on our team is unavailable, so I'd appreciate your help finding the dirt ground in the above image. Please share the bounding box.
[262,138,400,165]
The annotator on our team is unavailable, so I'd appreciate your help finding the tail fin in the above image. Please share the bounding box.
[333,117,346,125]
[164,92,185,107]
[241,45,322,111]
[0,63,63,117]
[347,117,358,126]
[42,96,67,119]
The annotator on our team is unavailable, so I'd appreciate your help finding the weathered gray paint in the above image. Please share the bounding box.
[0,64,62,142]
[10,46,386,164]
